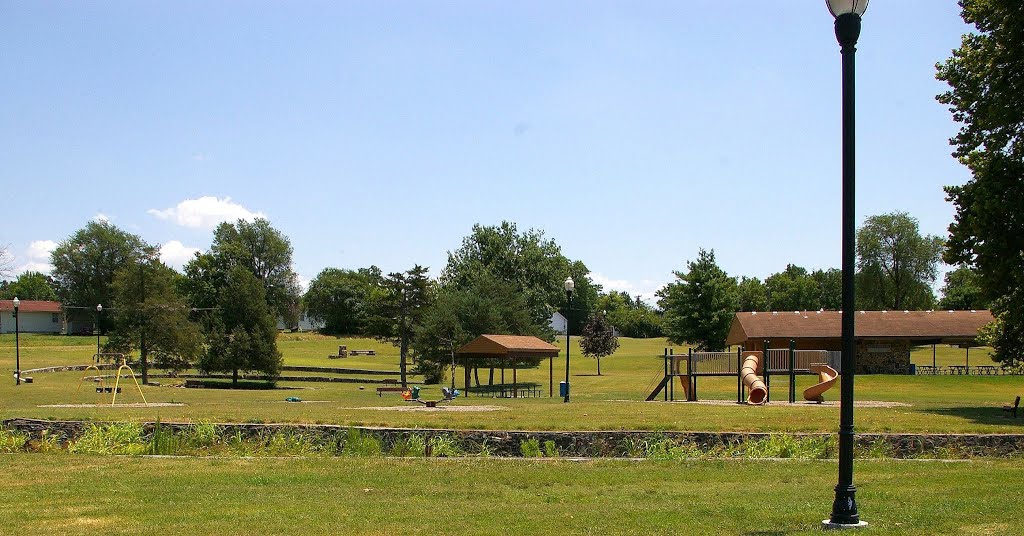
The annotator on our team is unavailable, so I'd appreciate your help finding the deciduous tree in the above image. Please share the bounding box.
[939,266,989,310]
[856,212,943,310]
[442,222,599,334]
[50,220,154,332]
[937,0,1024,365]
[304,267,381,335]
[0,271,57,301]
[657,249,738,351]
[579,313,619,375]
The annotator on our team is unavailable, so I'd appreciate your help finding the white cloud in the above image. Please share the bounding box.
[589,272,669,305]
[15,262,52,275]
[14,240,58,275]
[296,274,312,293]
[93,213,110,223]
[148,196,265,229]
[27,240,57,261]
[159,240,202,269]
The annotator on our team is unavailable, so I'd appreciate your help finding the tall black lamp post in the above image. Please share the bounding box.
[825,0,868,529]
[95,303,103,357]
[13,297,20,386]
[563,277,574,403]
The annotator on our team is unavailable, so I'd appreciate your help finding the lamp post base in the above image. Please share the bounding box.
[822,520,868,530]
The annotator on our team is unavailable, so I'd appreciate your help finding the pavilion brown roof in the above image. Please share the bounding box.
[725,310,994,346]
[456,334,561,359]
[0,300,63,313]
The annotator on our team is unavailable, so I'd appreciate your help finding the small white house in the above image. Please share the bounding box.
[549,311,568,335]
[0,300,64,334]
[277,311,325,332]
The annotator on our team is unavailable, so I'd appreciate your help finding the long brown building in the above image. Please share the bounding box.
[725,310,994,374]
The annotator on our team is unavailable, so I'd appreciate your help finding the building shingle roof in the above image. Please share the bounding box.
[725,310,994,345]
[0,300,63,313]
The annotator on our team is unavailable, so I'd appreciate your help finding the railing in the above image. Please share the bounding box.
[915,365,1015,376]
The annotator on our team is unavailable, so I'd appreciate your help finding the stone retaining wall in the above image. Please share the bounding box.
[5,418,1023,459]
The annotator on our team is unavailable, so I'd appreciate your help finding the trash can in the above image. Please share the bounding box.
[909,364,916,375]
[411,386,421,399]
[559,381,570,398]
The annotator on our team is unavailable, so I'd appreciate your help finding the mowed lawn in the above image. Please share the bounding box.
[1,454,1021,536]
[2,333,1022,433]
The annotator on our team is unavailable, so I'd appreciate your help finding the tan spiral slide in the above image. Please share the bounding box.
[803,363,838,402]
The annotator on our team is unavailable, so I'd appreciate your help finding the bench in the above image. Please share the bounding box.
[350,350,376,356]
[1003,396,1020,418]
[376,386,405,397]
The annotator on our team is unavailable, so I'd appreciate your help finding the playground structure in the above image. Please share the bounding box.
[400,386,460,407]
[646,342,841,405]
[77,353,149,407]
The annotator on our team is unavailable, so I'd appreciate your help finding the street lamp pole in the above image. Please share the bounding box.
[13,297,20,386]
[825,0,868,529]
[563,277,574,403]
[96,304,103,357]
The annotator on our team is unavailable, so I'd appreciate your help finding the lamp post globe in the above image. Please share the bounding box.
[563,277,574,403]
[13,297,20,386]
[824,0,868,529]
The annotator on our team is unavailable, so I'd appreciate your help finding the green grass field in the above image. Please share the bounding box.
[1,333,1020,433]
[1,454,1020,535]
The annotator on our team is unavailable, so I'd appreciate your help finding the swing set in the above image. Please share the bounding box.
[77,353,149,406]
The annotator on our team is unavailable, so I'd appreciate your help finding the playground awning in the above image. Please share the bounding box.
[725,309,994,346]
[456,334,560,359]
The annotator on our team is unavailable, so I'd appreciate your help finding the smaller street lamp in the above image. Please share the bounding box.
[563,277,574,403]
[13,297,21,386]
[95,304,103,357]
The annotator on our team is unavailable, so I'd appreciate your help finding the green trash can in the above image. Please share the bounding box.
[559,381,569,398]
[411,386,421,399]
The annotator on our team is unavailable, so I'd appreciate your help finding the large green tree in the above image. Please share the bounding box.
[810,268,843,310]
[197,266,282,384]
[414,271,541,385]
[736,277,769,312]
[937,0,1024,365]
[765,265,820,311]
[204,218,301,321]
[50,220,154,331]
[106,258,204,380]
[0,271,57,301]
[442,222,599,334]
[657,249,738,351]
[365,265,431,387]
[939,266,990,310]
[303,267,381,335]
[855,212,943,310]
[596,291,662,338]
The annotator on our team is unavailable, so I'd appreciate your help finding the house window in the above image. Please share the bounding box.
[52,313,59,323]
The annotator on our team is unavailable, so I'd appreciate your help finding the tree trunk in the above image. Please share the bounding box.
[473,366,480,387]
[232,368,238,385]
[399,334,409,387]
[598,356,601,376]
[488,368,494,386]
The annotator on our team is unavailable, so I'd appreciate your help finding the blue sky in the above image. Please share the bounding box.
[1,1,971,302]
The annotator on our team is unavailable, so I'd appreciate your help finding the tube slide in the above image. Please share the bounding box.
[740,351,768,405]
[803,364,838,403]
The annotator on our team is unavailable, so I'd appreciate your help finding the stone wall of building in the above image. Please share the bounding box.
[856,339,912,374]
